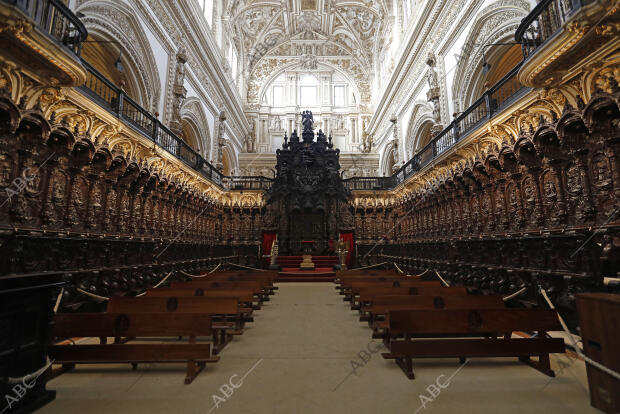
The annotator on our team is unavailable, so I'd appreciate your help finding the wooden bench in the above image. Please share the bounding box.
[107,296,244,353]
[145,288,255,319]
[343,280,442,301]
[351,286,468,310]
[382,309,565,379]
[49,312,219,384]
[366,295,506,340]
[186,272,278,295]
[171,280,270,303]
[336,275,422,295]
[167,284,263,309]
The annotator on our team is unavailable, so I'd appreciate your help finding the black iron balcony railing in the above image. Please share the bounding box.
[393,63,528,187]
[2,0,88,55]
[80,60,225,187]
[515,0,591,59]
[344,176,397,191]
[224,176,274,191]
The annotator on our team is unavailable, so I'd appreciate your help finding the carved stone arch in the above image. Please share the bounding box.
[76,0,161,112]
[405,101,434,158]
[180,97,211,156]
[452,0,529,110]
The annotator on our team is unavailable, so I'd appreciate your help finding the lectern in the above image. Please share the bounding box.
[300,240,315,270]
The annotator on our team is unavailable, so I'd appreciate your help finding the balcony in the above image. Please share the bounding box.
[392,63,528,188]
[515,0,615,87]
[79,60,226,187]
[0,0,87,85]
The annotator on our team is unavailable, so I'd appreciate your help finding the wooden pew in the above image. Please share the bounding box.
[336,275,414,295]
[171,280,269,303]
[49,313,219,384]
[365,295,506,339]
[168,283,264,309]
[188,271,278,294]
[381,309,565,379]
[145,288,255,321]
[343,280,442,301]
[107,296,243,353]
[351,286,468,310]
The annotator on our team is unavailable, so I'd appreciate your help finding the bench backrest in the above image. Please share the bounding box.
[357,286,468,301]
[53,313,215,337]
[369,295,505,313]
[171,280,263,292]
[349,280,442,292]
[107,296,239,314]
[388,309,561,334]
[146,288,254,302]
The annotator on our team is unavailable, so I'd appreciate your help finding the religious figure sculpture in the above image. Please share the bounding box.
[170,49,188,136]
[300,110,314,132]
[426,52,443,132]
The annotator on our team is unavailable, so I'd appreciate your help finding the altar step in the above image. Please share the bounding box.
[277,268,336,283]
[276,256,339,268]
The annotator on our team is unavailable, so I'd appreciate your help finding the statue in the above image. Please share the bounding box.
[300,110,314,132]
[170,49,188,136]
[426,52,442,128]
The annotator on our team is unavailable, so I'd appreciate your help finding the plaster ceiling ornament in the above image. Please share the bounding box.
[228,0,388,107]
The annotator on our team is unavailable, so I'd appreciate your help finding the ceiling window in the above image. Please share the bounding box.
[199,0,213,27]
[334,86,345,107]
[300,86,317,106]
[272,86,284,106]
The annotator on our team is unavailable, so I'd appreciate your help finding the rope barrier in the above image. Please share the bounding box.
[53,287,64,313]
[5,357,54,385]
[226,263,267,272]
[208,263,222,274]
[136,272,174,296]
[434,270,451,287]
[502,286,527,301]
[179,270,207,278]
[348,262,389,271]
[539,286,620,381]
[76,288,109,301]
[407,269,429,278]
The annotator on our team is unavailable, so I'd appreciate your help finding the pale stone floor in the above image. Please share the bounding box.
[41,283,597,414]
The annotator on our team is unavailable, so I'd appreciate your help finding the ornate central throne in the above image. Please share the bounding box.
[263,111,354,255]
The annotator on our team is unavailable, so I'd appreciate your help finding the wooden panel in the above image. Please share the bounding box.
[147,288,253,302]
[388,309,561,334]
[576,293,620,413]
[107,297,239,314]
[370,295,505,313]
[49,344,217,362]
[53,313,214,337]
[388,338,565,357]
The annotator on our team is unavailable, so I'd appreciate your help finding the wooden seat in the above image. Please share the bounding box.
[352,286,468,310]
[107,296,245,353]
[365,294,506,339]
[337,276,428,295]
[381,309,565,379]
[343,280,442,300]
[49,313,219,384]
[145,288,255,318]
[171,280,269,303]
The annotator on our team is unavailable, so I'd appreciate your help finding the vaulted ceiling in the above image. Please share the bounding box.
[223,0,393,108]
